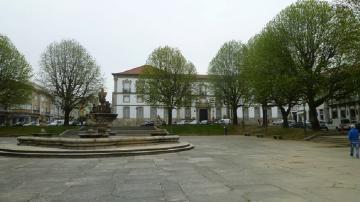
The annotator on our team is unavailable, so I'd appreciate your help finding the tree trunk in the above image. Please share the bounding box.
[232,105,238,125]
[64,108,71,126]
[279,106,289,128]
[167,107,173,125]
[242,106,245,130]
[262,103,268,127]
[308,102,320,130]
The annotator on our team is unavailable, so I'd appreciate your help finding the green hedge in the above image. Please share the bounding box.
[0,126,80,137]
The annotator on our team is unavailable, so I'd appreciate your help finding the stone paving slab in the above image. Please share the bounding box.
[0,136,359,201]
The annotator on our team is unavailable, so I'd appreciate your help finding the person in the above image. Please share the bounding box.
[348,124,359,159]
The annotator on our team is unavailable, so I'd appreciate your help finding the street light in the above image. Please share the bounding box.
[303,102,307,134]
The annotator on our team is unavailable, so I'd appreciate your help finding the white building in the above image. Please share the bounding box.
[112,65,286,126]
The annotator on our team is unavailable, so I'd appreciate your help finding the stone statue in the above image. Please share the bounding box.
[98,88,107,106]
[91,88,111,113]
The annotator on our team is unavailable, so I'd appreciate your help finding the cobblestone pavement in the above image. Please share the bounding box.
[0,136,359,202]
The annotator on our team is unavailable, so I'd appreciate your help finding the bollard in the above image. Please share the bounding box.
[224,125,227,136]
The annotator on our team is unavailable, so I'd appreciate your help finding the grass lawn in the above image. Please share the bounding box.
[0,126,80,137]
[161,124,337,140]
[162,124,238,136]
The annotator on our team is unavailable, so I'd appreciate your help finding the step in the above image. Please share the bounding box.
[311,136,350,147]
[0,142,194,158]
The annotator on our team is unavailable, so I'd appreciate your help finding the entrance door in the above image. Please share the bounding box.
[199,109,208,121]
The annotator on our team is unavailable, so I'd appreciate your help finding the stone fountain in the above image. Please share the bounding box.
[0,89,193,157]
[80,88,117,138]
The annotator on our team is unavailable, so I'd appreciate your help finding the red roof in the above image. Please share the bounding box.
[112,65,149,75]
[113,65,208,79]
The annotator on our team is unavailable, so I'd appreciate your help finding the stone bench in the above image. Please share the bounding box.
[273,135,283,140]
[256,134,264,138]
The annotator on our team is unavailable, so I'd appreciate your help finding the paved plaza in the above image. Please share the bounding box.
[0,136,359,202]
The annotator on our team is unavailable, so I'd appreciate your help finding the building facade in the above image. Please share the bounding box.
[0,83,56,125]
[112,66,285,126]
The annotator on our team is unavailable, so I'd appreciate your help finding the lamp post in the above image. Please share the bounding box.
[303,102,307,135]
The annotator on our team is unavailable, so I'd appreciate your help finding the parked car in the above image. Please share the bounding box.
[325,119,348,130]
[272,120,282,126]
[290,122,305,128]
[176,120,189,125]
[189,120,198,125]
[319,121,329,131]
[14,122,24,126]
[306,121,328,130]
[218,119,231,125]
[70,120,81,126]
[272,119,295,126]
[23,121,39,126]
[48,120,64,126]
[200,120,209,125]
[140,121,154,127]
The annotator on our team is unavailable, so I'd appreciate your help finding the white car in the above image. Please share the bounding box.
[48,120,64,126]
[272,119,283,126]
[200,120,208,125]
[189,120,198,125]
[23,121,39,126]
[219,119,231,125]
[176,120,188,125]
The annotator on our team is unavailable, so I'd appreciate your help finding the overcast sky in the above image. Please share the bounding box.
[0,0,298,99]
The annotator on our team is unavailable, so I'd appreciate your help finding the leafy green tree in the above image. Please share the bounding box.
[244,37,274,128]
[268,0,360,129]
[336,0,360,18]
[39,39,103,125]
[245,27,302,128]
[0,34,32,117]
[136,46,196,125]
[208,41,248,125]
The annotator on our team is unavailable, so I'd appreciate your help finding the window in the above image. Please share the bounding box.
[137,95,144,103]
[123,95,130,103]
[123,80,131,93]
[199,84,207,96]
[216,107,222,119]
[332,108,338,119]
[350,108,356,120]
[267,108,272,119]
[136,107,144,119]
[123,107,130,119]
[319,109,324,120]
[150,107,157,119]
[243,107,249,119]
[185,107,192,120]
[164,108,168,121]
[255,107,260,118]
[340,108,346,119]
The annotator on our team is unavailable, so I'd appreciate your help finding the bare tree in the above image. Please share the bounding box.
[39,39,103,125]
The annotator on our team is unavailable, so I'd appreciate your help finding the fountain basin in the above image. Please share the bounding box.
[17,135,180,149]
